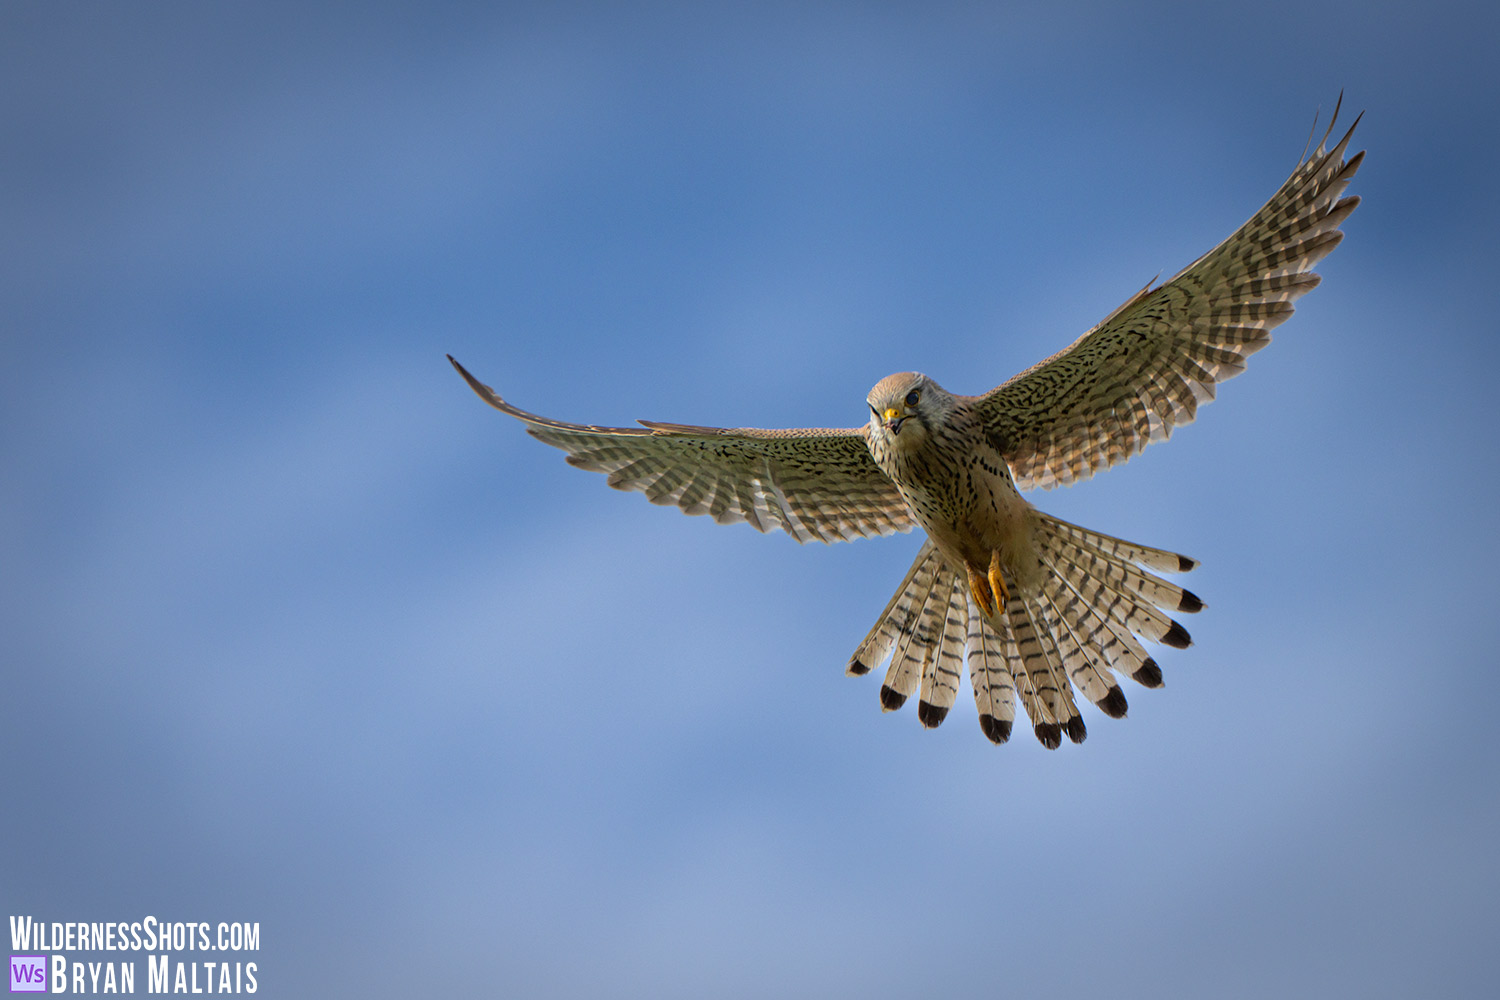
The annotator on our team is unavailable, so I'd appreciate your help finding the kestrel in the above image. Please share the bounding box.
[451,103,1362,748]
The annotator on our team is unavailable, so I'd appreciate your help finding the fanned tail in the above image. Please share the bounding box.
[964,591,1017,744]
[1008,590,1086,747]
[848,513,1202,748]
[846,541,967,727]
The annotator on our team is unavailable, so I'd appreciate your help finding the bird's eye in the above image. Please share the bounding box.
[904,390,920,407]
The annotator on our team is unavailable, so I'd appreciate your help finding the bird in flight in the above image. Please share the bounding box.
[450,102,1362,748]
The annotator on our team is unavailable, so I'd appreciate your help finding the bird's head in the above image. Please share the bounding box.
[867,372,945,451]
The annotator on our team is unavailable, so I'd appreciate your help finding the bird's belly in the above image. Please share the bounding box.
[897,456,1043,592]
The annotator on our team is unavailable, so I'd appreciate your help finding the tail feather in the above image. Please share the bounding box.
[965,594,1017,743]
[1010,592,1084,746]
[1037,537,1192,648]
[1103,615,1163,686]
[846,540,943,677]
[1033,583,1127,719]
[1039,514,1200,573]
[1042,535,1174,685]
[916,576,968,728]
[1027,592,1089,745]
[880,553,949,711]
[847,514,1199,747]
[1037,526,1204,614]
[999,613,1052,745]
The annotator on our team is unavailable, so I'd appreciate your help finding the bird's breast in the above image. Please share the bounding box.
[881,438,1039,589]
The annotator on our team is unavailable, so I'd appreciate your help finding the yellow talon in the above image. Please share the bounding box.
[966,563,994,617]
[988,549,1010,610]
[966,551,1012,619]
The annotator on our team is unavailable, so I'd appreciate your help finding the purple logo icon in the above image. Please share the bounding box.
[10,955,47,993]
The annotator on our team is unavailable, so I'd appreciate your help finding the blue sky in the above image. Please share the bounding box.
[4,2,1498,996]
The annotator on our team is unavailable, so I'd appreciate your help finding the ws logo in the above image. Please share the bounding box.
[10,954,47,992]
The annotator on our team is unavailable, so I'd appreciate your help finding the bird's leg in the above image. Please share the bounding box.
[967,550,1013,619]
[987,548,1010,611]
[965,562,995,617]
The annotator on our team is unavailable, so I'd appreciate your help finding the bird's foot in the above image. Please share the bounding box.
[966,563,993,617]
[966,551,1010,618]
[988,548,1010,611]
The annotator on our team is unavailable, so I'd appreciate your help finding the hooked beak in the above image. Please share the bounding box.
[883,406,907,435]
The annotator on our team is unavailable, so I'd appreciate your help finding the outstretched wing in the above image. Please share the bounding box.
[449,356,915,543]
[977,101,1364,491]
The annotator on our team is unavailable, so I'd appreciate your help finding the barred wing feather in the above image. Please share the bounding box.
[979,104,1364,491]
[449,356,915,543]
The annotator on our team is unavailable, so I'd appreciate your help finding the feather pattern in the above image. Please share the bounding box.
[916,574,969,728]
[965,593,1018,743]
[846,540,945,678]
[851,509,1197,746]
[976,100,1363,491]
[879,559,948,711]
[449,356,915,543]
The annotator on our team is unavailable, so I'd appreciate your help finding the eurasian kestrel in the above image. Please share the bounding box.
[451,102,1362,748]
